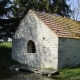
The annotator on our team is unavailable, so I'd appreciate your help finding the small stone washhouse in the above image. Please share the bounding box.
[12,9,80,69]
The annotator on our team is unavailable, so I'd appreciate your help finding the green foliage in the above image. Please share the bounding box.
[51,0,70,17]
[0,42,20,67]
[0,0,70,39]
[12,0,70,17]
[0,0,11,17]
[55,68,80,79]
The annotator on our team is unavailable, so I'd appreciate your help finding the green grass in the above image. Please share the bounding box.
[54,68,80,80]
[0,42,20,67]
[0,42,12,48]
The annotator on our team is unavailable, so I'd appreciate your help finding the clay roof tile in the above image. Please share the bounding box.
[33,10,80,39]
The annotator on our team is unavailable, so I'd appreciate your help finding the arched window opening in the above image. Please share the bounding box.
[27,40,36,53]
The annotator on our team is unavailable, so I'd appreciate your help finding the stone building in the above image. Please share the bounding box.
[12,9,80,69]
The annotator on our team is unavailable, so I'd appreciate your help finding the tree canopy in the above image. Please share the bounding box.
[0,0,70,40]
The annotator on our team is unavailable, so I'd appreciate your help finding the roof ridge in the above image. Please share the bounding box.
[33,9,78,22]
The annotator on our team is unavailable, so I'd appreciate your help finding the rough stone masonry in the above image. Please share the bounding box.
[12,10,80,69]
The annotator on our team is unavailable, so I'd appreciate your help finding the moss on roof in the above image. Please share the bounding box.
[33,10,80,39]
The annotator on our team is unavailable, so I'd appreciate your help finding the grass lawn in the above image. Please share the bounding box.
[0,42,19,67]
[0,42,12,48]
[55,68,80,80]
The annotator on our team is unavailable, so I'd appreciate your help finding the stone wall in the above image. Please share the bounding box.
[58,38,80,68]
[12,10,58,69]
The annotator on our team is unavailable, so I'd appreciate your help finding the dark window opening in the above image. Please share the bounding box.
[27,40,36,53]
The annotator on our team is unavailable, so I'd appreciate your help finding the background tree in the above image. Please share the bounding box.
[0,0,11,40]
[12,0,70,17]
[0,0,70,40]
[0,0,20,40]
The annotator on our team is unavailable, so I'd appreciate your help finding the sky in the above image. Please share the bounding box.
[66,0,78,10]
[66,0,80,21]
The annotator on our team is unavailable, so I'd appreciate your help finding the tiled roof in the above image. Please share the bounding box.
[33,10,80,39]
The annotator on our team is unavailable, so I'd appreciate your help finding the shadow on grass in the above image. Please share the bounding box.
[0,46,19,67]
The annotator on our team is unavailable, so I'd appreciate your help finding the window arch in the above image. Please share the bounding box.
[27,40,36,53]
